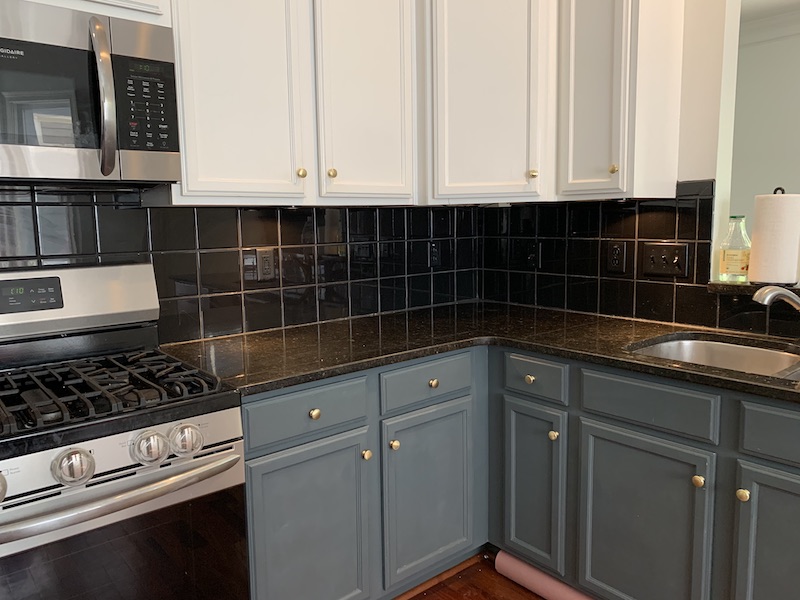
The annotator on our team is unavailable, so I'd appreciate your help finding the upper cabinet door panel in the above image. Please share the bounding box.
[315,0,416,199]
[173,0,307,197]
[433,0,549,199]
[559,0,628,195]
[24,0,171,25]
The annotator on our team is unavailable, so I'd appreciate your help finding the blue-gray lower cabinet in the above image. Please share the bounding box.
[246,427,371,600]
[503,395,567,575]
[733,460,800,599]
[382,396,474,588]
[579,418,715,600]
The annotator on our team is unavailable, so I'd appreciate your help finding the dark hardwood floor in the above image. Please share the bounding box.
[401,556,544,600]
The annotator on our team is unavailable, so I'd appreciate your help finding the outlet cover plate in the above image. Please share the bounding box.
[256,249,276,282]
[642,242,689,277]
[606,242,628,274]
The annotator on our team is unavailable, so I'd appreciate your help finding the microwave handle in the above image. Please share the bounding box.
[89,17,118,177]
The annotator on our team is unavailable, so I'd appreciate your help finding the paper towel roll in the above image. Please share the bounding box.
[495,551,592,600]
[748,192,800,284]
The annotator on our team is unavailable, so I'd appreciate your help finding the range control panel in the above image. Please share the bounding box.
[0,278,63,314]
[113,55,180,153]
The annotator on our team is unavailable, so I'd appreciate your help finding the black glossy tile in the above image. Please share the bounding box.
[677,180,714,198]
[483,238,508,270]
[99,252,149,265]
[316,209,347,244]
[431,239,454,271]
[281,246,315,286]
[408,241,431,274]
[456,207,477,237]
[600,240,634,279]
[635,282,674,322]
[379,242,406,277]
[94,190,141,205]
[281,208,314,245]
[37,205,96,255]
[351,280,378,316]
[456,239,478,269]
[317,245,348,283]
[380,277,407,311]
[599,278,634,317]
[0,185,32,202]
[244,290,282,331]
[696,243,711,284]
[408,208,431,239]
[675,285,717,327]
[484,207,509,237]
[567,239,599,277]
[409,274,432,307]
[432,208,454,238]
[698,198,713,241]
[536,274,565,309]
[319,284,350,320]
[483,270,508,302]
[509,238,537,272]
[348,208,377,242]
[537,204,567,237]
[153,252,197,297]
[768,302,800,337]
[0,259,37,269]
[538,239,566,274]
[433,272,454,304]
[197,208,238,249]
[201,295,243,337]
[350,243,378,279]
[40,256,98,266]
[96,205,148,253]
[379,208,406,241]
[150,208,196,251]
[638,199,677,239]
[283,286,318,326]
[199,251,241,294]
[510,205,536,237]
[509,272,535,304]
[0,205,36,257]
[34,190,94,204]
[601,200,637,238]
[567,277,599,313]
[456,270,478,301]
[719,295,767,334]
[158,297,200,343]
[243,248,280,290]
[568,202,601,237]
[241,209,279,247]
[677,199,698,240]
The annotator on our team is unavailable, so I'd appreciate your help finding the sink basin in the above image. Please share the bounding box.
[629,335,800,378]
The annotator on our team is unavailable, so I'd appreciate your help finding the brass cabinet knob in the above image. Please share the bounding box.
[361,450,373,461]
[548,431,559,441]
[736,488,751,502]
[389,439,401,451]
[327,168,338,178]
[296,167,308,178]
[528,169,539,179]
[308,408,322,420]
[609,164,619,174]
[691,475,705,488]
[524,374,536,385]
[428,378,439,389]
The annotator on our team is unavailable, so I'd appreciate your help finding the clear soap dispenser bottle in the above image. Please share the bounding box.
[719,215,751,283]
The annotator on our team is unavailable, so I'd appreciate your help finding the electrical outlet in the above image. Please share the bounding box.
[429,242,441,268]
[606,242,628,274]
[256,249,276,282]
[641,242,689,277]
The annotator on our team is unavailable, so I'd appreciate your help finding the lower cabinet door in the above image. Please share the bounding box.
[246,427,371,600]
[734,460,800,600]
[504,395,567,574]
[382,396,473,588]
[579,419,715,600]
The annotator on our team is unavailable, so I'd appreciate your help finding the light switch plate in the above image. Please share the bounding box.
[642,242,689,277]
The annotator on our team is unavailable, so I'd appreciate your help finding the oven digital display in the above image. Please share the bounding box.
[0,277,63,314]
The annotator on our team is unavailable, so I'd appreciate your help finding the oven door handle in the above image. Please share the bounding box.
[89,16,118,177]
[0,452,240,544]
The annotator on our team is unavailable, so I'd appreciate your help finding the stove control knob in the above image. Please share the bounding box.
[0,473,6,502]
[131,431,170,466]
[51,449,96,487]
[169,424,204,457]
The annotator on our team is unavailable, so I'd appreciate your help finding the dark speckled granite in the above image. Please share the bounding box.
[163,303,800,403]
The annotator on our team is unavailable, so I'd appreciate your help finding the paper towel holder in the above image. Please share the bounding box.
[774,187,786,194]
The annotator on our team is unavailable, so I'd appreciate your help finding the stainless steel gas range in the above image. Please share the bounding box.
[0,263,247,599]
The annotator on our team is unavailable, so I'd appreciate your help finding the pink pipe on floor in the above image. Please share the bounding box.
[495,551,592,600]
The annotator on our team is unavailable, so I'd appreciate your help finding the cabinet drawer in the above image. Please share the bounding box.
[742,402,800,468]
[505,353,568,405]
[380,352,471,413]
[244,377,368,452]
[581,370,720,444]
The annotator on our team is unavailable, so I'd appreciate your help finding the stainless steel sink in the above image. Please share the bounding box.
[629,335,800,378]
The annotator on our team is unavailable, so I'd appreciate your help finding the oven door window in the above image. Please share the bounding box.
[0,38,100,150]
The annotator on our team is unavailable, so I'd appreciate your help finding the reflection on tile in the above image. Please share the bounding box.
[40,256,99,266]
[768,301,800,337]
[408,241,431,274]
[510,205,536,237]
[601,200,637,238]
[698,198,713,241]
[638,200,677,239]
[433,272,454,304]
[456,207,477,237]
[96,205,148,253]
[719,295,767,334]
[456,239,478,270]
[379,208,406,240]
[484,270,508,302]
[99,252,150,265]
[677,199,698,240]
[241,208,279,246]
[0,186,32,203]
[199,251,241,293]
[380,277,407,311]
[484,207,509,236]
[351,280,378,316]
[379,242,405,277]
[316,209,347,244]
[280,208,314,245]
[567,277,598,313]
[150,207,196,251]
[483,238,508,270]
[34,190,93,204]
[408,208,431,239]
[0,206,36,257]
[37,205,96,255]
[0,259,37,269]
[158,297,200,343]
[567,240,599,277]
[696,243,711,284]
[283,286,317,326]
[350,243,377,279]
[509,272,535,304]
[675,285,717,327]
[432,239,454,271]
[319,284,350,320]
[538,239,566,274]
[537,274,565,309]
[409,274,431,307]
[456,270,478,301]
[635,282,674,322]
[243,248,280,290]
[197,208,238,249]
[600,279,634,317]
[537,204,567,237]
[317,245,348,283]
[348,208,377,242]
[94,190,141,205]
[201,295,243,337]
[568,202,601,237]
[281,246,315,286]
[153,253,197,297]
[432,208,454,238]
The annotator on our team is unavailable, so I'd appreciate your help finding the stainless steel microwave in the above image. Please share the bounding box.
[0,2,180,182]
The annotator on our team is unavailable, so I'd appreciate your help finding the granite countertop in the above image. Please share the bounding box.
[163,303,800,403]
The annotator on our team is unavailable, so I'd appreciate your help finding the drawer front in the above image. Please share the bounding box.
[581,370,720,444]
[380,352,472,413]
[505,353,568,405]
[742,402,800,468]
[244,377,368,452]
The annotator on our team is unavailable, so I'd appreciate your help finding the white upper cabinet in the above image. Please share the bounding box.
[558,0,685,200]
[428,0,555,204]
[314,0,417,201]
[24,0,171,25]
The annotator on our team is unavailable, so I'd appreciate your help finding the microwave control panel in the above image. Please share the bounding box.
[0,278,63,314]
[113,55,180,153]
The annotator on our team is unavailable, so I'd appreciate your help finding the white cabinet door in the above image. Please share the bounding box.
[558,0,628,196]
[172,0,311,200]
[314,0,416,201]
[430,0,554,202]
[23,0,171,25]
